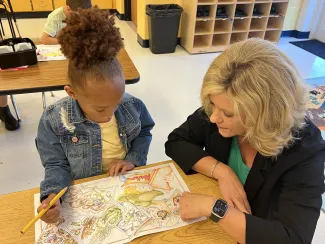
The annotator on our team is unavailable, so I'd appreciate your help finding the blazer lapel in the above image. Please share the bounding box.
[207,124,232,164]
[245,153,271,203]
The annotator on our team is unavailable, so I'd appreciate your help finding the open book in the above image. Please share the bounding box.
[34,163,205,244]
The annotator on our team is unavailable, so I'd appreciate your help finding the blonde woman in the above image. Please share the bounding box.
[165,39,325,244]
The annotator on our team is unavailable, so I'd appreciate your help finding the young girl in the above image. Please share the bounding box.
[36,7,155,223]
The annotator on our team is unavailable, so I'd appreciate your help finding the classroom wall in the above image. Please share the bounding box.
[116,0,125,14]
[2,19,47,40]
[137,0,183,40]
[8,0,113,12]
[295,0,318,32]
[283,0,303,31]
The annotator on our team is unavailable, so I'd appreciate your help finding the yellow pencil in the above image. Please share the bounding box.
[21,187,68,234]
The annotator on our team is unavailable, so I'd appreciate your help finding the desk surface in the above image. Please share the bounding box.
[0,49,140,95]
[0,161,235,244]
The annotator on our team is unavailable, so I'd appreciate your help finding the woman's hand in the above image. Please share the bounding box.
[108,160,135,177]
[215,163,251,214]
[179,192,216,221]
[37,194,61,224]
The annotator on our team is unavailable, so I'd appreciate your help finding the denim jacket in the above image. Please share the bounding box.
[36,93,155,200]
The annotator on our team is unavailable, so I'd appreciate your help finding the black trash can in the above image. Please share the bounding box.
[146,4,183,54]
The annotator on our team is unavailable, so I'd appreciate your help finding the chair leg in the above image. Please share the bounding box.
[42,92,47,110]
[50,91,55,97]
[10,95,21,121]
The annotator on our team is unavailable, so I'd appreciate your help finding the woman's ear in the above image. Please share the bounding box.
[64,85,78,100]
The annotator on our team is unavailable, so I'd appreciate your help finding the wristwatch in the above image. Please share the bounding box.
[210,199,228,223]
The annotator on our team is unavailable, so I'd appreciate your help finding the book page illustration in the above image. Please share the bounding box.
[34,163,205,244]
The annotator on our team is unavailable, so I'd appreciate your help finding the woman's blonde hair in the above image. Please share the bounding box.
[201,38,307,157]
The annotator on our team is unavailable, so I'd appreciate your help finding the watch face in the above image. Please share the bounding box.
[212,199,228,218]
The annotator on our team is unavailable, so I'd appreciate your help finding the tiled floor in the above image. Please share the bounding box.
[0,19,324,242]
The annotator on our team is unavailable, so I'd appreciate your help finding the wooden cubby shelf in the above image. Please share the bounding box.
[270,2,289,16]
[216,4,236,19]
[214,19,232,33]
[250,17,268,31]
[264,30,281,42]
[196,5,216,20]
[180,0,288,54]
[212,34,231,47]
[248,31,265,39]
[267,16,284,30]
[230,32,248,44]
[237,0,255,4]
[218,0,236,3]
[194,35,212,48]
[198,0,217,5]
[195,20,214,35]
[235,4,254,18]
[253,3,272,17]
[233,18,251,32]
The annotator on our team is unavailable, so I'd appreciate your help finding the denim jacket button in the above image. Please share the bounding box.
[72,137,78,143]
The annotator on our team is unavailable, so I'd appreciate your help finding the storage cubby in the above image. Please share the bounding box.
[237,0,255,3]
[253,3,272,17]
[250,17,268,31]
[197,5,216,20]
[230,32,248,44]
[235,4,254,18]
[270,2,288,16]
[267,16,284,30]
[195,20,214,34]
[193,35,212,48]
[233,18,251,32]
[198,0,217,5]
[218,0,236,3]
[212,34,231,47]
[216,4,236,19]
[264,30,281,42]
[248,31,265,39]
[214,19,232,33]
[180,0,288,54]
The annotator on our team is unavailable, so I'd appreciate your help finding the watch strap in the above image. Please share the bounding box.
[210,212,221,222]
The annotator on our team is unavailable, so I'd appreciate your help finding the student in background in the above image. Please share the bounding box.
[36,8,155,223]
[0,96,19,131]
[0,36,19,131]
[41,0,92,44]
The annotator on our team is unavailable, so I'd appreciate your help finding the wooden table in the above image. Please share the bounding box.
[0,49,140,96]
[0,161,235,244]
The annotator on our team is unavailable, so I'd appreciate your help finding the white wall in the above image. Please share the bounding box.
[1,19,47,40]
[296,0,318,32]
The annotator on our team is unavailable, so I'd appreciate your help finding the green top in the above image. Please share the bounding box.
[228,137,251,185]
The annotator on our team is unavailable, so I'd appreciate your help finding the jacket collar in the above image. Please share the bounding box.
[65,96,136,128]
[244,153,272,203]
[244,120,325,203]
[66,97,86,124]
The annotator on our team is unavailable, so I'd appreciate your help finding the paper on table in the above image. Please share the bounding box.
[36,45,66,62]
[34,163,205,244]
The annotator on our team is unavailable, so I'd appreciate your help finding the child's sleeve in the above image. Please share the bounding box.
[125,100,155,166]
[43,14,57,38]
[36,112,71,201]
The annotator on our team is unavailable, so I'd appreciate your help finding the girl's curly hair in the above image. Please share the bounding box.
[58,7,123,70]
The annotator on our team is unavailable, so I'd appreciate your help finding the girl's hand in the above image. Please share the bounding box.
[108,160,135,177]
[37,194,61,224]
[179,192,216,221]
[215,163,251,214]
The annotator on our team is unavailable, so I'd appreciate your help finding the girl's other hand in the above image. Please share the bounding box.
[108,160,135,177]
